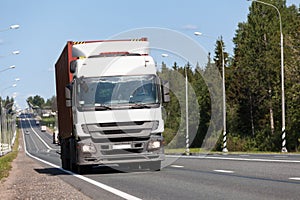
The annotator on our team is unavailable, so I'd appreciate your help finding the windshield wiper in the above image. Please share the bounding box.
[95,104,111,111]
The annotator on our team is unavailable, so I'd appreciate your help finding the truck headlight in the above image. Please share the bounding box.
[81,143,96,153]
[148,140,161,151]
[151,121,159,131]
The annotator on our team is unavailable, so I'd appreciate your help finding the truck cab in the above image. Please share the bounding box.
[55,38,169,173]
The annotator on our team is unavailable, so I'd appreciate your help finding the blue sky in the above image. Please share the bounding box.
[1,0,299,109]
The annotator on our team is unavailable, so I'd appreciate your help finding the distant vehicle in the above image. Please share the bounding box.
[36,120,40,125]
[41,125,46,132]
[55,38,169,173]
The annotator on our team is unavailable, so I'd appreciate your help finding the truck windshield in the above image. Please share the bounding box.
[76,75,159,110]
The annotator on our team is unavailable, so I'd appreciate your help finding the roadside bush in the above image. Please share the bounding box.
[254,130,281,152]
[226,135,258,152]
[163,128,176,145]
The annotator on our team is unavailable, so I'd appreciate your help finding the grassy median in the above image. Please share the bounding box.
[0,130,19,181]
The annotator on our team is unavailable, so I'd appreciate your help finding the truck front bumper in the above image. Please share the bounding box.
[76,137,164,166]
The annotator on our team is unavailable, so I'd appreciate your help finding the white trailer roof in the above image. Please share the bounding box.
[72,39,149,57]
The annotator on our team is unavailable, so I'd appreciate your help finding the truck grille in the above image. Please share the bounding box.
[82,121,158,139]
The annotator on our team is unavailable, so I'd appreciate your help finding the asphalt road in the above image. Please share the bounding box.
[20,114,300,200]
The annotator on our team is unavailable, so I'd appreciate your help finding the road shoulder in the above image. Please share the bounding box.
[0,131,91,200]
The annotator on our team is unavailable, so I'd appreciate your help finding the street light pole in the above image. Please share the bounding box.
[194,32,228,153]
[248,0,287,153]
[0,24,20,32]
[0,65,16,73]
[0,50,20,58]
[220,41,228,153]
[0,24,19,156]
[185,65,190,155]
[160,53,190,155]
[1,84,17,97]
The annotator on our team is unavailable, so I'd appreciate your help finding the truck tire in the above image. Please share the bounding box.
[70,162,78,173]
[69,138,77,173]
[61,139,71,170]
[61,154,70,170]
[77,165,91,174]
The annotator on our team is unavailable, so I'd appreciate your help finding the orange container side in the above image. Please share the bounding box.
[55,42,74,139]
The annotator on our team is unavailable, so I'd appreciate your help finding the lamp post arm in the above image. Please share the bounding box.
[250,0,282,34]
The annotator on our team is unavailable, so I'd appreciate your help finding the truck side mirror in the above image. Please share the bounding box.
[162,80,170,103]
[65,85,72,107]
[70,60,77,74]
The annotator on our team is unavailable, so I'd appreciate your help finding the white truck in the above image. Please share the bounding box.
[41,125,46,132]
[55,38,169,173]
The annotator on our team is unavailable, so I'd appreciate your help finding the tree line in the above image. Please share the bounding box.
[26,95,56,111]
[161,0,300,152]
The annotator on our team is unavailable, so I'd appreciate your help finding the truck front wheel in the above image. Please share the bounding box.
[61,140,70,170]
[77,165,91,174]
[61,154,70,170]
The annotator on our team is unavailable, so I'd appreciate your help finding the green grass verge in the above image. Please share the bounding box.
[0,130,19,181]
[165,148,205,154]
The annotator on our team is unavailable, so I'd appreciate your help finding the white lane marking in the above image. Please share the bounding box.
[166,155,300,163]
[214,170,234,174]
[170,165,184,168]
[26,118,58,151]
[289,177,300,181]
[21,119,142,200]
